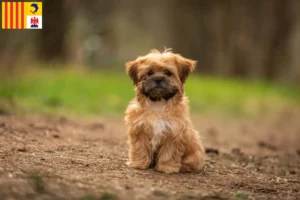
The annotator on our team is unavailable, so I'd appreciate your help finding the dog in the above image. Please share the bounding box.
[124,49,205,173]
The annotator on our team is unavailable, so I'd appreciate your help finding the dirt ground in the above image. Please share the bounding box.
[0,112,300,200]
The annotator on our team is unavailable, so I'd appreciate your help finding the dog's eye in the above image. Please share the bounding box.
[147,71,154,76]
[164,70,172,76]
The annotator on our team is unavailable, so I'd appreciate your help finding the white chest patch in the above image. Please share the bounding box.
[152,119,170,135]
[151,119,173,152]
[132,100,176,152]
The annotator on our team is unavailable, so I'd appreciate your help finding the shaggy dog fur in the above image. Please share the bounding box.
[124,49,205,173]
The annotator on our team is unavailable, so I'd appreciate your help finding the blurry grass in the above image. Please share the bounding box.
[80,193,118,200]
[0,68,299,117]
[27,173,45,193]
[232,191,249,200]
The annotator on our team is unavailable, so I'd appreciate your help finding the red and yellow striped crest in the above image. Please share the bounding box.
[2,2,43,29]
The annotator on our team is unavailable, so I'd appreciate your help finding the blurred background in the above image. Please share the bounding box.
[1,2,300,199]
[0,0,300,117]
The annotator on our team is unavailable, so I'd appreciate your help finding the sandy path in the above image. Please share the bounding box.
[0,113,299,200]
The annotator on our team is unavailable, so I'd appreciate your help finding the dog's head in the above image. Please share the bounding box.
[126,49,196,102]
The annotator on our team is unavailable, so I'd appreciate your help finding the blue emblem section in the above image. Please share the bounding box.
[30,3,39,14]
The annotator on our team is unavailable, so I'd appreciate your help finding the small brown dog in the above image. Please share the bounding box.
[124,49,205,173]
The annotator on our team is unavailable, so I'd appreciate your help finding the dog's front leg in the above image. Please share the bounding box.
[127,130,152,170]
[155,138,184,173]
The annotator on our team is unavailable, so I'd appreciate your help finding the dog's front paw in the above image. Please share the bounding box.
[127,160,150,170]
[156,163,181,174]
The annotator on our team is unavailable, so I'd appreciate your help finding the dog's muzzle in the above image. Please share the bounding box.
[141,76,178,101]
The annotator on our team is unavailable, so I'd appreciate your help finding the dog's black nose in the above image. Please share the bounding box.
[154,76,164,84]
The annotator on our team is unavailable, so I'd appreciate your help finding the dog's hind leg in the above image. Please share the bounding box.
[180,140,205,172]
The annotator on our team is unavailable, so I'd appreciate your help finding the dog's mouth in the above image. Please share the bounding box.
[141,85,178,101]
[155,83,164,88]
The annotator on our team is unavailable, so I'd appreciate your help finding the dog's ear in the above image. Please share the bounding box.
[175,55,197,83]
[126,60,139,85]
